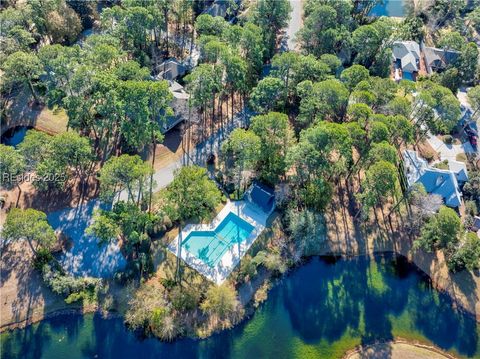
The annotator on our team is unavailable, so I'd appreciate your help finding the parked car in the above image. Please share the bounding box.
[469,135,478,150]
[465,125,477,137]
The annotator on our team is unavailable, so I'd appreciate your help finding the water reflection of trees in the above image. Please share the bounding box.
[2,254,478,358]
[281,254,478,357]
[282,256,364,344]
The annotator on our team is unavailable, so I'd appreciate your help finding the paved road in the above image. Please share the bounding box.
[427,133,476,161]
[285,0,303,51]
[50,109,252,278]
[117,108,251,202]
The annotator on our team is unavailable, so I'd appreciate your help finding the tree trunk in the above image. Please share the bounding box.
[15,183,22,208]
[26,237,38,256]
[164,8,169,56]
[231,92,234,124]
[27,80,39,104]
[149,134,156,213]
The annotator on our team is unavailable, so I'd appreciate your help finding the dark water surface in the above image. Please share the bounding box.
[1,126,31,147]
[1,254,478,359]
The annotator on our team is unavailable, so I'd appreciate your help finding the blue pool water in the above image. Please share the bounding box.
[182,212,254,267]
[403,71,415,81]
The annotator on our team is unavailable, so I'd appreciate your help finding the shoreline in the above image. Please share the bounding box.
[1,248,478,334]
[343,338,457,359]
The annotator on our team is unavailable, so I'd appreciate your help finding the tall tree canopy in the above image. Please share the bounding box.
[3,208,56,256]
[250,112,294,185]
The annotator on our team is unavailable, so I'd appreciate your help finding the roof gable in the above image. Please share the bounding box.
[392,41,420,60]
[245,182,275,215]
[417,169,462,207]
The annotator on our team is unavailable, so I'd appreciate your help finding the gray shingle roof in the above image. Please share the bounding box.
[423,47,460,73]
[160,81,199,133]
[392,41,420,73]
[156,59,186,81]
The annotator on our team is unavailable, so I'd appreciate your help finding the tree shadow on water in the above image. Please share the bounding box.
[412,283,478,357]
[280,256,366,344]
[279,253,479,358]
[1,314,84,359]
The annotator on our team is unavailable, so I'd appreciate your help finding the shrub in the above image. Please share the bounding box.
[170,286,200,312]
[433,160,449,170]
[200,284,239,321]
[456,153,467,162]
[42,264,102,303]
[443,135,453,144]
[237,254,258,283]
[254,251,287,274]
[465,201,478,217]
[287,208,326,256]
[151,308,180,341]
[125,285,166,331]
[160,277,176,290]
[253,281,271,308]
[447,232,480,272]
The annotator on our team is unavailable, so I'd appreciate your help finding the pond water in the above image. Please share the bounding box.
[1,126,32,147]
[1,254,478,359]
[370,0,406,17]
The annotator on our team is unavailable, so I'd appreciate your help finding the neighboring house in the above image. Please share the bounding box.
[392,41,421,81]
[155,58,186,82]
[423,46,460,74]
[244,182,276,216]
[160,81,196,133]
[403,150,464,208]
[203,0,240,20]
[203,0,228,17]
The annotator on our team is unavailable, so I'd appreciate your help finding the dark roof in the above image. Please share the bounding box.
[202,0,240,19]
[423,47,460,73]
[472,216,480,231]
[247,182,275,214]
[157,59,186,81]
[159,82,199,133]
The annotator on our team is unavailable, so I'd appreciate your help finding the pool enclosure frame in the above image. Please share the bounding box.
[167,200,269,284]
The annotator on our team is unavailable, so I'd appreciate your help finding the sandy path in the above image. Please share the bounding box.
[0,241,68,331]
[345,342,453,359]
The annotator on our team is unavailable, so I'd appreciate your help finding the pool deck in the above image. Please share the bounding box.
[167,200,269,284]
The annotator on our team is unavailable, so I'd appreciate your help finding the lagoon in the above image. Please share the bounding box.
[1,254,478,359]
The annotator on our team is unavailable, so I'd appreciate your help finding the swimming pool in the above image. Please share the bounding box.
[182,212,255,267]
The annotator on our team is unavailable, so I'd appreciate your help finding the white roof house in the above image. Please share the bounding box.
[392,41,421,73]
[403,150,428,186]
[403,150,464,208]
